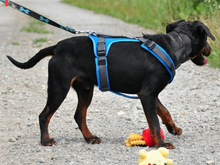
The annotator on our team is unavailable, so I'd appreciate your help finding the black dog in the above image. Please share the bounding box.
[7,20,215,149]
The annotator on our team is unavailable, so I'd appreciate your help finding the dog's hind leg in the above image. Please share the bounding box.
[39,60,74,146]
[73,81,101,144]
[156,98,182,136]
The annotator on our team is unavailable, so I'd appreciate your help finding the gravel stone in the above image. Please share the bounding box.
[38,157,46,163]
[8,137,16,142]
[207,161,215,165]
[27,121,34,127]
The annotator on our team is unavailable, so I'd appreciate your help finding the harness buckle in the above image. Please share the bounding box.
[97,42,105,56]
[144,40,156,50]
[97,37,106,56]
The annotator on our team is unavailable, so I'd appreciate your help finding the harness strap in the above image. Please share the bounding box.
[93,32,129,39]
[149,44,175,77]
[97,37,110,91]
[137,37,175,83]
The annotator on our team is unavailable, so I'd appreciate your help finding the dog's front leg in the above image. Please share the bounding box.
[156,98,182,136]
[138,93,175,149]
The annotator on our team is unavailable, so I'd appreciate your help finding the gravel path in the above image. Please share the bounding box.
[1,0,220,164]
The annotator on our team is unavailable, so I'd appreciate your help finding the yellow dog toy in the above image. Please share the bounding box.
[125,129,164,147]
[124,133,146,147]
[138,147,173,165]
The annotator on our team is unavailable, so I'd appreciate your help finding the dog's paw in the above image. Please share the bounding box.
[164,143,175,149]
[85,136,101,144]
[167,124,182,136]
[173,127,182,136]
[158,142,175,149]
[41,138,57,146]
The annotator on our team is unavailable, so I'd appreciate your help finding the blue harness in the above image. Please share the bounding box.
[89,33,175,99]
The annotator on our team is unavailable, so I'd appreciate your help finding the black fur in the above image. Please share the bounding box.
[7,20,215,148]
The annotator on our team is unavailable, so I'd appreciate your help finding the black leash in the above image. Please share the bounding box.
[0,0,91,34]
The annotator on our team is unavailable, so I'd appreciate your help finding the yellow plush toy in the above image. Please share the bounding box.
[124,129,165,147]
[138,147,173,165]
[124,133,146,147]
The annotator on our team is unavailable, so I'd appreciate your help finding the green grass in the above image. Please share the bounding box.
[33,38,48,47]
[199,13,220,68]
[33,38,48,44]
[20,18,51,34]
[12,42,19,45]
[62,0,169,31]
[62,0,220,68]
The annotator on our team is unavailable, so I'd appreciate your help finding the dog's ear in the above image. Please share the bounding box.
[166,20,185,33]
[193,21,215,41]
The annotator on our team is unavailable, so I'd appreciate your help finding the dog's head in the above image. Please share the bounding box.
[166,20,215,66]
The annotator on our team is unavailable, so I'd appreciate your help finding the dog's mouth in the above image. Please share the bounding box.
[191,42,211,66]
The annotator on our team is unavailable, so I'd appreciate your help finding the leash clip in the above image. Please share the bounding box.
[75,30,94,34]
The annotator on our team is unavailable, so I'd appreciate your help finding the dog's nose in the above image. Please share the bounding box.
[203,42,211,56]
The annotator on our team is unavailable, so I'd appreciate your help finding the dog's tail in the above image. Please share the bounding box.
[7,45,56,69]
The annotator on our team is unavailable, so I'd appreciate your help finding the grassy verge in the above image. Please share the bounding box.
[33,38,48,47]
[62,0,219,68]
[62,0,169,31]
[33,38,48,44]
[20,18,51,34]
[199,13,220,67]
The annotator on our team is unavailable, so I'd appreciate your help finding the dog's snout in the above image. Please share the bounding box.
[203,42,211,56]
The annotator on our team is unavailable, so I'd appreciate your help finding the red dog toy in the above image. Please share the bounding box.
[142,128,165,147]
